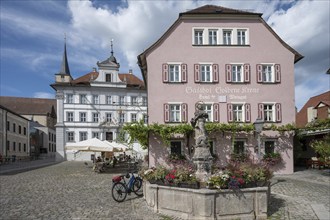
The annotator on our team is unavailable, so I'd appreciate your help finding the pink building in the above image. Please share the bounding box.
[138,5,303,174]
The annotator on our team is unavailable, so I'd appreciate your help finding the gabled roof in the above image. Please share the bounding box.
[0,96,57,116]
[296,91,330,127]
[180,5,262,16]
[62,71,144,88]
[138,4,303,87]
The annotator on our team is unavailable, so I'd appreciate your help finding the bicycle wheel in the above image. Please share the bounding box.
[112,182,127,202]
[132,177,143,196]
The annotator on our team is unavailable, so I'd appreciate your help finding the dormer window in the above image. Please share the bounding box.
[106,73,112,82]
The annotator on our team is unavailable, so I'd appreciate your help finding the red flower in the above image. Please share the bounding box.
[237,178,245,185]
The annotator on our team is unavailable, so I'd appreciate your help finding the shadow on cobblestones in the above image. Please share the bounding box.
[268,195,286,217]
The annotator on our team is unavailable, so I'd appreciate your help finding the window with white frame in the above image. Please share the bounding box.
[201,104,213,121]
[233,140,245,154]
[79,132,87,141]
[93,95,99,104]
[170,104,181,122]
[232,65,243,82]
[80,94,87,104]
[131,96,138,105]
[119,96,125,105]
[200,64,212,82]
[208,29,217,45]
[237,30,246,45]
[233,104,244,122]
[92,132,99,139]
[194,30,203,45]
[262,65,273,82]
[169,64,180,82]
[79,112,87,122]
[67,112,74,122]
[92,113,99,123]
[67,132,74,142]
[106,96,112,105]
[106,113,112,122]
[264,104,274,122]
[66,94,73,103]
[131,113,137,122]
[119,113,125,123]
[170,141,182,156]
[223,30,232,45]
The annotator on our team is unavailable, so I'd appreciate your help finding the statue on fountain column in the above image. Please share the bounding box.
[191,102,213,182]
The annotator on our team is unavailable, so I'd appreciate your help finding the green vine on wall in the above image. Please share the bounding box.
[121,118,330,149]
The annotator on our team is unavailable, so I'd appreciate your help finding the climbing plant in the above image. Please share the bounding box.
[121,118,330,149]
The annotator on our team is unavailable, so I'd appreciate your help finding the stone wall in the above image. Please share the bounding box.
[144,182,269,220]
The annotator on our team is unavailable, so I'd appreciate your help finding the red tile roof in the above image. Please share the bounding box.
[70,71,144,88]
[71,71,99,85]
[0,96,57,116]
[296,91,330,127]
[118,73,144,87]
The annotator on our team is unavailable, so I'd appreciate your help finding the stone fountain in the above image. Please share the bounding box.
[190,102,213,182]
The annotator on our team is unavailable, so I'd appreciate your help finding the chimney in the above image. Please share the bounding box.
[129,69,132,74]
[93,67,97,72]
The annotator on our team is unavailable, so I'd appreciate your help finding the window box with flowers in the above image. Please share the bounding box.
[262,152,282,166]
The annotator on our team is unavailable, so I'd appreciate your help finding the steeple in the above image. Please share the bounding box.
[109,39,117,64]
[59,34,71,75]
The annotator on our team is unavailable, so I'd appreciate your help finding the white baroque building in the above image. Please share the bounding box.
[51,42,147,161]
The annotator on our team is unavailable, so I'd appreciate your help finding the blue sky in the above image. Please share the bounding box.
[0,0,329,111]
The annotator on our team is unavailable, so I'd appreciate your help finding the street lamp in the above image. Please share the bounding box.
[253,118,264,162]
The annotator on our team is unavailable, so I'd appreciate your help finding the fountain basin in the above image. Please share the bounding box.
[144,182,269,220]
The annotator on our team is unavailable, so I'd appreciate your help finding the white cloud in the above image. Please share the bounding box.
[33,92,54,99]
[1,0,328,110]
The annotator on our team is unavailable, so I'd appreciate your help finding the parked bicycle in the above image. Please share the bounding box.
[111,170,143,202]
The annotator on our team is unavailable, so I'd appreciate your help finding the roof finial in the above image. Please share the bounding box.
[111,39,114,56]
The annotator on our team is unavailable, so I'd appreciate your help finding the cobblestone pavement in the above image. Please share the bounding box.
[1,162,329,220]
[0,161,166,220]
[268,169,330,220]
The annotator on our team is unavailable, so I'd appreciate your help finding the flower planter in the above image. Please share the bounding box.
[177,182,200,189]
[147,180,199,189]
[144,182,269,220]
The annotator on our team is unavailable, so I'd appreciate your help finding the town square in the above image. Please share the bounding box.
[1,0,329,219]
